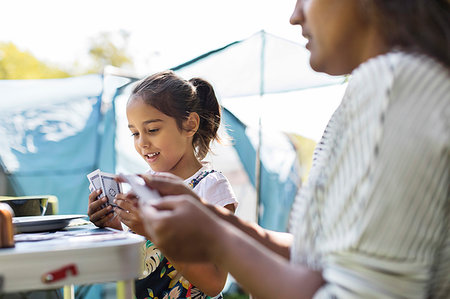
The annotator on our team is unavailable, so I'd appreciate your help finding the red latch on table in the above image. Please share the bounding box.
[41,264,78,283]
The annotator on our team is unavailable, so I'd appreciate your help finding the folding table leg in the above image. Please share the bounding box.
[63,285,74,299]
[117,280,135,299]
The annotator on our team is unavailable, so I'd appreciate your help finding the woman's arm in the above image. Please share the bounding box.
[141,196,324,299]
[205,203,293,259]
[142,175,293,259]
[167,260,227,296]
[215,215,324,299]
[166,203,236,296]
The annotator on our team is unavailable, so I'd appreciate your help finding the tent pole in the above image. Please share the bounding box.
[255,30,266,225]
[255,115,262,225]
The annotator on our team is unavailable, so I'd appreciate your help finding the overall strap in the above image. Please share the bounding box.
[188,170,216,189]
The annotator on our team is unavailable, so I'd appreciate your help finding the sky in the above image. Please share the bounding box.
[1,0,302,75]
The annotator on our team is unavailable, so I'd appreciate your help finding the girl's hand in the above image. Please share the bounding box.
[87,189,121,229]
[113,191,146,236]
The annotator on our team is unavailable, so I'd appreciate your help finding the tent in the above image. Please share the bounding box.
[0,74,132,215]
[0,72,298,231]
[172,30,343,98]
[171,30,345,230]
[0,31,345,233]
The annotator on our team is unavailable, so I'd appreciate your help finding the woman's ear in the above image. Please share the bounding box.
[183,112,200,137]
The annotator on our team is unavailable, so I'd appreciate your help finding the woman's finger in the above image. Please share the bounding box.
[113,205,130,219]
[150,196,187,210]
[140,174,200,200]
[114,197,138,213]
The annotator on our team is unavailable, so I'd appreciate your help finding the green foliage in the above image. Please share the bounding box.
[0,30,134,79]
[86,31,133,74]
[0,42,70,79]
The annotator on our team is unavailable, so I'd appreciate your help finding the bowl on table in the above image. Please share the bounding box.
[0,196,49,217]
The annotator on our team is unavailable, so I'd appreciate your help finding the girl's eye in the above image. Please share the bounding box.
[131,132,139,137]
[148,128,159,133]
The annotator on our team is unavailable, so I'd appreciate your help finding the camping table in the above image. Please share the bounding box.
[0,223,145,299]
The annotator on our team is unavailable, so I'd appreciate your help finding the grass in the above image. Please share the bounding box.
[223,294,249,299]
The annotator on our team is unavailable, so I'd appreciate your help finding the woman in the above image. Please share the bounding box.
[136,0,449,298]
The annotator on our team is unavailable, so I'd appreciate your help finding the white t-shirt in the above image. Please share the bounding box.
[183,164,238,209]
[147,163,238,209]
[289,52,449,298]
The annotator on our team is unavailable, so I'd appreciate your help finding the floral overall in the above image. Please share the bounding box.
[135,170,223,299]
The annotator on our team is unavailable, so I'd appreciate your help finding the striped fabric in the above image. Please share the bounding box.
[289,52,449,298]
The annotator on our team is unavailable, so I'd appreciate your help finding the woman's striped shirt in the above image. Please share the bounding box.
[290,52,449,298]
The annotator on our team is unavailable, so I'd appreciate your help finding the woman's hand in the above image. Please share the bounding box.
[113,191,146,236]
[114,172,204,236]
[139,173,204,203]
[140,195,222,262]
[87,189,121,229]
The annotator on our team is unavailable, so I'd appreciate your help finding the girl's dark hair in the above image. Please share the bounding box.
[368,0,449,67]
[130,70,221,160]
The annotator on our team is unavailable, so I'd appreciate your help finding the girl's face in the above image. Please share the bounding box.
[290,0,387,75]
[126,97,199,178]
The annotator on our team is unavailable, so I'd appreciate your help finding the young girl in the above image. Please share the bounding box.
[87,70,237,299]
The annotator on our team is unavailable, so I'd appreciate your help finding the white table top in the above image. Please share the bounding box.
[0,222,145,293]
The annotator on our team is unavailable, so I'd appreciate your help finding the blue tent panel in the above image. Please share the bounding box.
[222,107,300,231]
[0,75,116,215]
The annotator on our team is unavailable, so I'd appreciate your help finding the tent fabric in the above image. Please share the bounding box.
[171,30,343,231]
[0,74,131,214]
[172,30,344,99]
[0,30,340,231]
[222,107,300,231]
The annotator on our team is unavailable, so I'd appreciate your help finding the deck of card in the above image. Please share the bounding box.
[87,169,122,208]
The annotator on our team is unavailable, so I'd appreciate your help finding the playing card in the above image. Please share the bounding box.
[87,169,106,209]
[100,172,122,207]
[87,169,102,191]
[87,169,122,208]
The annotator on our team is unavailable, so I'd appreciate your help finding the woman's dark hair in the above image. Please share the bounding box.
[368,0,449,67]
[130,70,221,160]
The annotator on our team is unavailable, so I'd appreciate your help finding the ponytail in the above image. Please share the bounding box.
[189,78,221,160]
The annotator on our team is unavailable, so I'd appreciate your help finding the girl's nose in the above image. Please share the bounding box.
[137,135,150,148]
[290,0,305,26]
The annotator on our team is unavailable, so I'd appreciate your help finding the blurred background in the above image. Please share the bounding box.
[1,0,303,78]
[0,1,346,298]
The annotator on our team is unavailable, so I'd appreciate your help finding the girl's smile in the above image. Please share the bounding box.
[126,96,200,179]
[143,151,160,163]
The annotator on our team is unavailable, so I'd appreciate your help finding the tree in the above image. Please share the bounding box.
[0,30,134,79]
[86,30,133,74]
[0,42,70,79]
